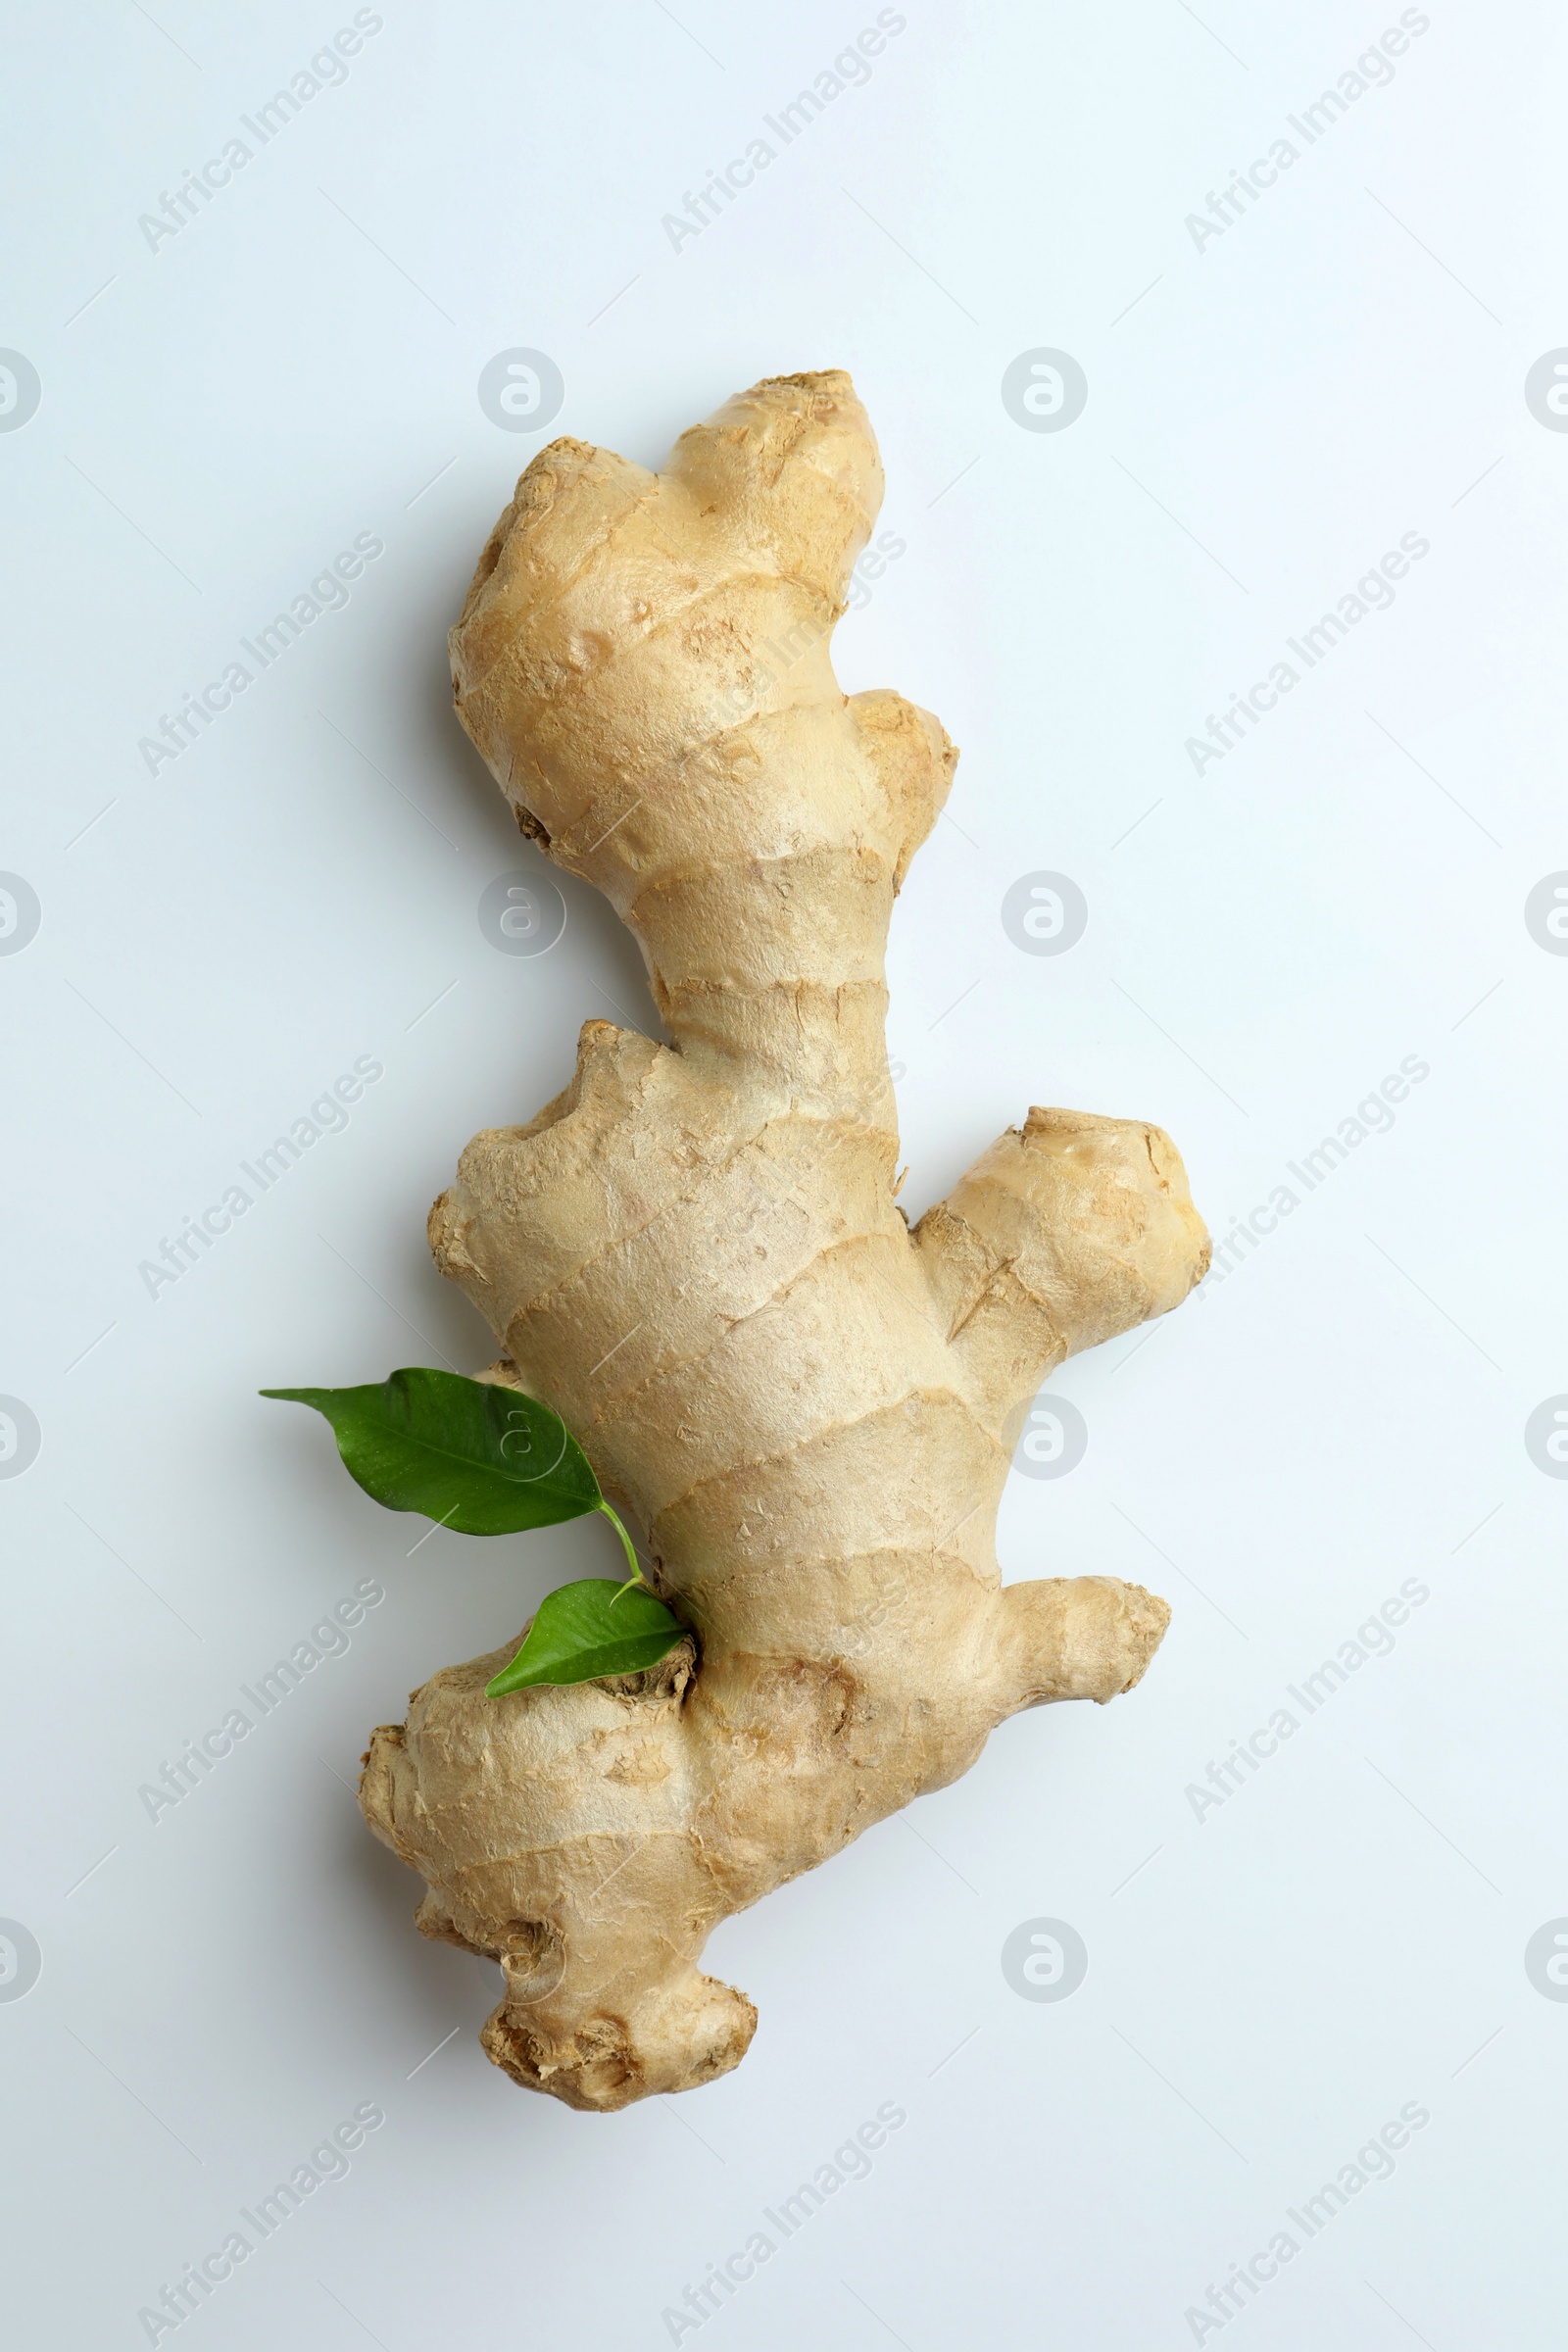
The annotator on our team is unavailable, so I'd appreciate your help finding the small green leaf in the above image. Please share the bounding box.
[486,1579,686,1696]
[260,1367,601,1536]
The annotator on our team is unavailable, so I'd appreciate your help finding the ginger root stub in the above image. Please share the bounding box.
[358,371,1210,2112]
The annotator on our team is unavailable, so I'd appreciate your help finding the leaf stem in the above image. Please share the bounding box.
[599,1500,645,1599]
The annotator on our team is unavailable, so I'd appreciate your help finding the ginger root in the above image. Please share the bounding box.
[359,371,1210,2111]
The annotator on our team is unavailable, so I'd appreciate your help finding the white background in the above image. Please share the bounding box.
[4,3,1567,2345]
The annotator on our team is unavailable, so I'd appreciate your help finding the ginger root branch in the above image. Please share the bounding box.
[359,371,1209,2109]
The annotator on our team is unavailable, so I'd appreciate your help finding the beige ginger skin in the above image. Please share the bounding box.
[359,370,1210,2111]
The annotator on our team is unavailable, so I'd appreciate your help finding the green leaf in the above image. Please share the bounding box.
[260,1367,602,1536]
[486,1579,686,1696]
